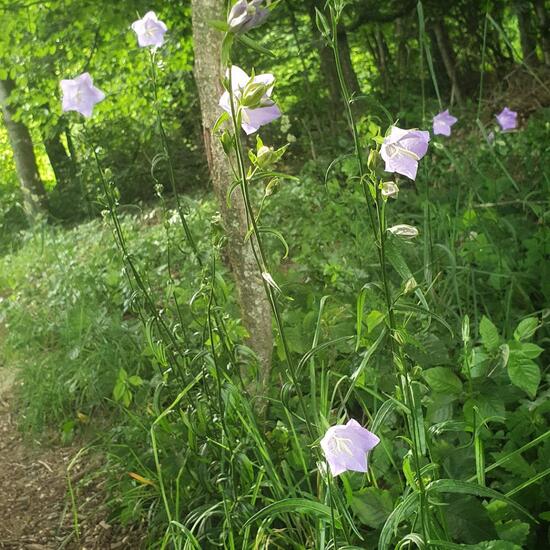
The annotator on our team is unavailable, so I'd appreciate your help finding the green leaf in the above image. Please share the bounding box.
[379,492,419,550]
[207,19,230,32]
[242,498,339,529]
[442,495,497,544]
[497,520,530,546]
[427,479,534,520]
[517,343,544,359]
[513,317,539,342]
[423,367,463,394]
[128,375,143,387]
[480,316,500,352]
[113,380,126,402]
[507,352,540,398]
[351,488,393,529]
[235,34,275,57]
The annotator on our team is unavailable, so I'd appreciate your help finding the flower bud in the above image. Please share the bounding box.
[404,277,418,294]
[367,149,381,170]
[256,145,275,168]
[388,224,419,239]
[240,81,272,108]
[381,181,399,199]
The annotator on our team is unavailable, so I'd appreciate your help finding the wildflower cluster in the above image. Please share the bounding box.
[54,2,528,535]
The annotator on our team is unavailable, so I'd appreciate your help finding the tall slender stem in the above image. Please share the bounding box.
[225,67,315,440]
[149,51,202,266]
[328,5,431,545]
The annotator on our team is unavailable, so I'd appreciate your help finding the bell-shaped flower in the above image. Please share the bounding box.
[380,126,430,180]
[60,73,105,118]
[219,65,281,135]
[388,224,419,239]
[432,109,457,137]
[131,11,167,48]
[228,0,269,34]
[320,419,380,477]
[496,107,517,131]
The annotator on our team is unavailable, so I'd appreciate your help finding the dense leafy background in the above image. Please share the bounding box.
[0,0,549,548]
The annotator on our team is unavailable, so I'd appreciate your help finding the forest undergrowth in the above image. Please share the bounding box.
[0,1,549,549]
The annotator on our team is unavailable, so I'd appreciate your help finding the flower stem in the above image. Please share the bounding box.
[225,66,315,440]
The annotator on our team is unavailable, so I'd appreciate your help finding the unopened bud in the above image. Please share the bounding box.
[367,149,381,170]
[257,145,275,168]
[240,81,271,108]
[404,277,418,294]
[388,224,419,239]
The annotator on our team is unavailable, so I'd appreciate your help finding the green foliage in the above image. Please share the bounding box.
[0,0,549,548]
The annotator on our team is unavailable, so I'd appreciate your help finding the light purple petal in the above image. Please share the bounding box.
[132,11,167,48]
[60,72,104,118]
[320,419,379,477]
[241,104,281,134]
[433,109,457,136]
[385,155,418,180]
[496,107,517,131]
[228,65,251,92]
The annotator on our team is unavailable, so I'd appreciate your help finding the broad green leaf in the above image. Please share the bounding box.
[497,520,530,546]
[442,495,497,544]
[507,352,540,398]
[427,479,534,520]
[480,316,500,352]
[517,343,544,359]
[513,317,539,342]
[351,488,393,529]
[423,367,463,394]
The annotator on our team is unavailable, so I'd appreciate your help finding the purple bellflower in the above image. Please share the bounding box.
[380,126,430,180]
[131,11,168,48]
[60,73,105,118]
[432,109,458,137]
[219,65,281,135]
[496,107,517,131]
[320,419,380,477]
[228,0,269,33]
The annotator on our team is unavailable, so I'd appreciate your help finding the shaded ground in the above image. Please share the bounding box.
[0,369,143,550]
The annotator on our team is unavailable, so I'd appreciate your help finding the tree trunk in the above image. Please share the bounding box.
[191,0,273,401]
[432,18,465,105]
[337,24,361,98]
[43,123,75,190]
[515,0,539,66]
[533,0,550,65]
[374,25,390,93]
[0,77,46,219]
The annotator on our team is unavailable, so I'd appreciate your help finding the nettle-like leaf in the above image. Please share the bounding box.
[351,487,393,529]
[480,316,500,352]
[507,351,540,398]
[423,367,463,395]
[513,317,539,342]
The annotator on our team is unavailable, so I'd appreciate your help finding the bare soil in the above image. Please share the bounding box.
[0,369,144,550]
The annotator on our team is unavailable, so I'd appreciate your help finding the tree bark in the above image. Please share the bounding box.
[0,77,46,219]
[191,0,273,401]
[43,123,75,190]
[533,0,550,65]
[374,25,391,93]
[432,18,465,105]
[515,0,539,66]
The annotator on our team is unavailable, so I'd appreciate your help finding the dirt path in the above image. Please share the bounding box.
[0,369,143,549]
